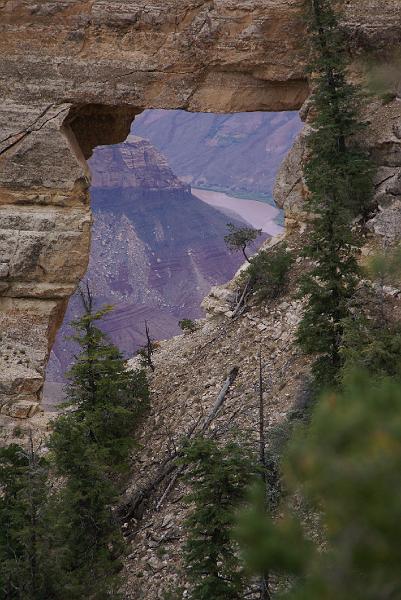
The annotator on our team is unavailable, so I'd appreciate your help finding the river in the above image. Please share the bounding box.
[192,188,283,237]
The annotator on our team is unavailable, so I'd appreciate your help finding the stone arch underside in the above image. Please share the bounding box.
[0,0,401,419]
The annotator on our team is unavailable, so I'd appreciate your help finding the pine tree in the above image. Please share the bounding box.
[245,244,294,301]
[60,286,149,471]
[0,440,55,600]
[48,287,150,599]
[49,420,124,600]
[181,437,257,600]
[341,244,401,380]
[296,0,374,389]
[224,223,262,263]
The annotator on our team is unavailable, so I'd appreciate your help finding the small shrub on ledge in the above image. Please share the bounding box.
[245,244,294,302]
[179,318,198,334]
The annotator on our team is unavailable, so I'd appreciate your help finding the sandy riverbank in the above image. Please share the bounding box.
[192,188,283,237]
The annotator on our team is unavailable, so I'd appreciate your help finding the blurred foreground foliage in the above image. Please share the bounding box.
[237,373,401,599]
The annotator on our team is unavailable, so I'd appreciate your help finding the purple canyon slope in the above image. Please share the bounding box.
[44,135,256,402]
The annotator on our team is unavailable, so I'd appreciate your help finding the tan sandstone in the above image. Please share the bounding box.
[0,0,401,414]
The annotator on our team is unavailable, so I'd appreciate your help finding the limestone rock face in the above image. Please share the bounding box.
[274,99,401,238]
[1,0,401,414]
[273,126,307,228]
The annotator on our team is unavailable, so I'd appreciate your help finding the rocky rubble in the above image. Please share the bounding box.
[122,234,310,599]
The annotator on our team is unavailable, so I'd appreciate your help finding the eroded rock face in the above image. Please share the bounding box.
[90,135,186,190]
[0,0,401,415]
[274,98,401,238]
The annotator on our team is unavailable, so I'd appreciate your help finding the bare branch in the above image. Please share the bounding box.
[118,368,240,521]
[144,320,155,372]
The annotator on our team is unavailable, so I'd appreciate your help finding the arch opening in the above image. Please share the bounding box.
[43,108,303,407]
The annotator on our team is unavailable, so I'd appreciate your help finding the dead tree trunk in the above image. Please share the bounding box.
[155,367,240,510]
[144,320,155,372]
[199,367,239,433]
[259,351,266,482]
[118,367,240,522]
[232,278,252,319]
[258,350,271,600]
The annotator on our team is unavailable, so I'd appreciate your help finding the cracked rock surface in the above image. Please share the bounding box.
[1,0,401,418]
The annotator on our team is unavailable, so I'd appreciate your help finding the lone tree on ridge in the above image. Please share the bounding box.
[224,223,262,263]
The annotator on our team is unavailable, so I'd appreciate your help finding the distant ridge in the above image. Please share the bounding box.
[44,137,256,404]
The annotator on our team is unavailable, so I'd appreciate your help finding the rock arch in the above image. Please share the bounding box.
[0,0,400,419]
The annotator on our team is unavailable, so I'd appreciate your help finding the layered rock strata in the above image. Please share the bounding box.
[1,0,401,415]
[45,135,251,403]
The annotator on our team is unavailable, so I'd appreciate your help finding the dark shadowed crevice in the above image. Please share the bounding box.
[63,104,142,160]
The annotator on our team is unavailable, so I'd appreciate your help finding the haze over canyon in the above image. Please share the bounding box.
[44,109,301,403]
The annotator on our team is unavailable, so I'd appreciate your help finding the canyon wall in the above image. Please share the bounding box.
[45,135,251,405]
[132,109,302,197]
[1,0,401,419]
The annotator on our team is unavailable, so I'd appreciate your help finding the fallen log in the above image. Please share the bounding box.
[118,367,240,522]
